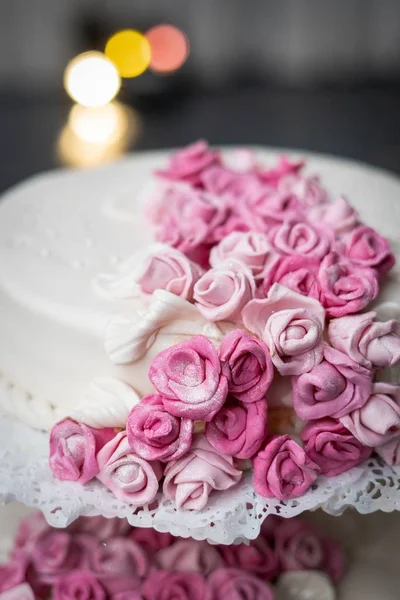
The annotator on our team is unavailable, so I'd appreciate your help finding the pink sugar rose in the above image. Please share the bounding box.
[201,165,263,199]
[12,512,48,555]
[129,528,173,554]
[219,537,279,581]
[243,283,325,376]
[70,516,131,541]
[340,382,400,447]
[212,213,251,242]
[278,174,328,206]
[209,231,279,280]
[126,394,193,462]
[142,570,209,600]
[156,539,222,576]
[149,335,228,421]
[262,255,321,300]
[205,398,267,459]
[219,330,273,403]
[112,592,142,600]
[136,247,203,300]
[0,559,27,594]
[52,571,106,600]
[376,438,400,465]
[344,225,395,276]
[31,530,84,582]
[268,218,333,260]
[292,345,372,421]
[208,568,275,600]
[163,435,242,511]
[318,251,379,318]
[49,419,115,484]
[308,195,359,236]
[301,417,372,476]
[97,431,162,506]
[155,140,220,186]
[329,311,400,370]
[260,156,305,187]
[239,189,305,232]
[274,518,344,583]
[193,259,256,322]
[253,435,320,500]
[0,584,35,600]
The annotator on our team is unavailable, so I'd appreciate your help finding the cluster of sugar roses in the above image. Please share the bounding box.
[0,512,342,599]
[49,142,400,511]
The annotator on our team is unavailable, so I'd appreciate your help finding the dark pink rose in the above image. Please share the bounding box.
[262,255,321,300]
[268,219,333,260]
[97,432,162,506]
[31,530,84,582]
[149,335,228,422]
[193,259,256,322]
[208,568,275,600]
[0,584,35,600]
[201,165,263,198]
[88,537,148,595]
[12,512,48,556]
[70,516,131,541]
[0,558,27,594]
[376,438,400,465]
[308,195,359,236]
[156,140,220,186]
[344,225,395,276]
[136,247,203,300]
[111,593,142,600]
[219,536,279,581]
[253,435,320,500]
[274,518,344,583]
[163,435,242,511]
[205,399,267,459]
[126,394,193,462]
[260,156,305,187]
[340,382,400,447]
[239,189,305,232]
[219,330,273,403]
[212,213,251,241]
[156,539,222,576]
[49,419,115,484]
[277,174,328,206]
[52,570,106,600]
[142,570,208,600]
[328,311,400,369]
[292,345,372,421]
[129,528,173,554]
[301,418,372,476]
[318,252,379,318]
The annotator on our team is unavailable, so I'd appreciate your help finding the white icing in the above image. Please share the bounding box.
[70,377,140,428]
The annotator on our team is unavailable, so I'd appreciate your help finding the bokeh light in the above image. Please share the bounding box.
[105,30,151,78]
[64,51,121,107]
[146,24,189,73]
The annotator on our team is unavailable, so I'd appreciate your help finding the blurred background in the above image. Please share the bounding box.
[1,0,400,192]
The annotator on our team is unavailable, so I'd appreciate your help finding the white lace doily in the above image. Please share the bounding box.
[1,416,400,544]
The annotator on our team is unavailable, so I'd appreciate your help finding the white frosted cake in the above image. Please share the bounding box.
[0,147,400,431]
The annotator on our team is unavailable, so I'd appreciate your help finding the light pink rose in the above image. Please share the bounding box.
[142,570,208,600]
[70,516,131,541]
[52,571,106,600]
[243,283,325,376]
[0,559,27,594]
[208,568,275,600]
[156,539,222,576]
[193,259,256,322]
[149,335,228,421]
[201,165,263,198]
[253,435,320,500]
[0,584,35,600]
[210,231,279,280]
[340,382,400,447]
[97,432,162,506]
[268,218,333,259]
[262,255,321,300]
[328,311,400,369]
[155,140,220,186]
[49,419,115,484]
[278,174,328,206]
[260,156,305,187]
[301,417,372,476]
[218,537,279,580]
[129,528,173,554]
[238,189,305,232]
[292,345,372,420]
[274,518,344,583]
[219,330,273,403]
[126,394,193,462]
[318,251,379,318]
[31,530,85,582]
[136,247,203,300]
[205,399,267,459]
[344,225,395,276]
[308,195,359,236]
[163,435,242,511]
[376,438,400,465]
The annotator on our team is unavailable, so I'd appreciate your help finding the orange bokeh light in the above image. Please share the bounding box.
[146,24,189,74]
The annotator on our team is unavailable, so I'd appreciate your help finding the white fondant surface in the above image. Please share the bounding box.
[0,148,400,429]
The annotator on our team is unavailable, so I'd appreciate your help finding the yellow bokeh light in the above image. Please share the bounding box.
[105,30,151,78]
[64,51,121,107]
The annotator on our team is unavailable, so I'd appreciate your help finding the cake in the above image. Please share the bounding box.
[1,142,400,510]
